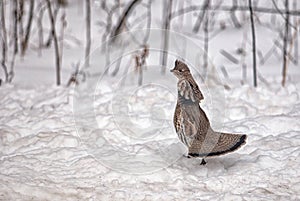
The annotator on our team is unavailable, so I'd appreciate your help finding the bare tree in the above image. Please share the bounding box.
[248,0,257,87]
[13,0,19,55]
[21,0,35,55]
[45,1,60,48]
[282,0,290,87]
[203,2,210,80]
[0,0,8,82]
[46,0,61,85]
[85,0,91,67]
[293,0,298,65]
[193,0,209,33]
[18,0,24,50]
[8,0,19,83]
[59,8,66,72]
[160,0,173,74]
[37,1,46,56]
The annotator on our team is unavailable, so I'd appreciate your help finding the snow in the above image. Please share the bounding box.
[1,0,300,200]
[1,79,300,200]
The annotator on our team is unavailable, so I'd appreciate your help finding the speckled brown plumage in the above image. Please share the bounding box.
[171,60,247,164]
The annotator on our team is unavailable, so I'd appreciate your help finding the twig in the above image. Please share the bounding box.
[282,19,300,86]
[110,0,142,40]
[85,0,91,67]
[59,8,66,72]
[160,0,173,74]
[220,65,229,79]
[230,0,241,28]
[282,0,289,87]
[203,5,209,79]
[135,45,149,86]
[248,0,257,87]
[271,0,296,30]
[274,38,296,63]
[220,49,239,64]
[293,0,298,65]
[240,28,248,85]
[258,72,270,87]
[111,45,125,77]
[67,62,83,87]
[192,0,209,33]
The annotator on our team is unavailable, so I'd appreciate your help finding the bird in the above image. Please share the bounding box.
[170,60,247,165]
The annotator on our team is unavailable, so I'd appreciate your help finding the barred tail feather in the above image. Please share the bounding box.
[207,133,247,157]
[188,133,247,157]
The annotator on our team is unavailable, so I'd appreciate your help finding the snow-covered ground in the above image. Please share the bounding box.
[1,78,300,200]
[1,0,300,200]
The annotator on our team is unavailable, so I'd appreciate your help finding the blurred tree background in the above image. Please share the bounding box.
[0,0,299,87]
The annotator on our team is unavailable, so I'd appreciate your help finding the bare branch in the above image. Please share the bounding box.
[8,0,19,83]
[18,0,24,49]
[192,0,209,33]
[230,0,241,28]
[46,0,61,85]
[45,2,60,47]
[170,4,300,20]
[0,0,8,82]
[37,2,46,56]
[220,49,239,64]
[282,0,290,87]
[111,0,142,40]
[21,0,35,55]
[160,0,173,74]
[248,0,257,87]
[203,6,209,79]
[85,0,91,67]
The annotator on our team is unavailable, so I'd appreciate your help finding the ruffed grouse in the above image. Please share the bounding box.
[171,60,247,165]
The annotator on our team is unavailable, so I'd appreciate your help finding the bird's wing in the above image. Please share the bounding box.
[178,104,201,147]
[187,77,204,102]
[173,103,180,133]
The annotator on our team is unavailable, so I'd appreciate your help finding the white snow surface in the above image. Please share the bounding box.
[1,80,300,201]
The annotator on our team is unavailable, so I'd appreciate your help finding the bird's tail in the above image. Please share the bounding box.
[207,132,247,157]
[188,131,247,157]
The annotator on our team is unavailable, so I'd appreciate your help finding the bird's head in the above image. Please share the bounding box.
[170,60,191,79]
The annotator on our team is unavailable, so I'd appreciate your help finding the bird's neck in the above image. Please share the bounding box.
[177,79,197,104]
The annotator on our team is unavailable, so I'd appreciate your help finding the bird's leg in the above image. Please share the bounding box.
[200,158,207,165]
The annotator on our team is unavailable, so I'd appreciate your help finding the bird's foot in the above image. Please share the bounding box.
[183,154,191,158]
[200,159,207,165]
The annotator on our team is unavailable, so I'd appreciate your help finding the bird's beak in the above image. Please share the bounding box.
[170,69,174,73]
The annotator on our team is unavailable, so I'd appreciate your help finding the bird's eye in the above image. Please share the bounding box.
[179,69,184,72]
